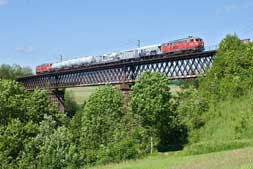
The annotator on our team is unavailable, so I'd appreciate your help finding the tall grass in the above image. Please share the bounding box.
[186,90,253,154]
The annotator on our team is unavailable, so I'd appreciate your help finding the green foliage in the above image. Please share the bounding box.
[0,80,62,125]
[129,71,184,151]
[0,119,39,168]
[69,111,83,144]
[0,80,28,125]
[18,115,82,169]
[37,126,75,169]
[0,64,33,80]
[177,34,253,154]
[189,90,253,144]
[79,85,150,165]
[179,78,201,89]
[177,87,208,143]
[200,34,253,100]
[96,136,142,165]
[68,111,85,167]
[183,139,253,155]
[3,34,253,168]
[0,80,66,168]
[64,90,80,117]
[81,85,124,149]
[94,114,151,165]
[130,71,172,128]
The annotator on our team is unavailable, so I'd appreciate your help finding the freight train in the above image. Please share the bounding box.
[36,36,204,74]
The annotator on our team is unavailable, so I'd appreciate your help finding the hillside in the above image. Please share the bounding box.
[91,147,253,169]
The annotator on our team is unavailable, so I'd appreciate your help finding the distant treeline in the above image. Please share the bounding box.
[0,64,33,80]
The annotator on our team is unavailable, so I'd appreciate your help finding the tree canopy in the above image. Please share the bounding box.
[129,71,183,151]
[200,34,253,99]
[0,80,66,168]
[0,64,33,80]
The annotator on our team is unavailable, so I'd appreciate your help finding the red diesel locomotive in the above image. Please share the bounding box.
[162,36,204,54]
[36,64,52,74]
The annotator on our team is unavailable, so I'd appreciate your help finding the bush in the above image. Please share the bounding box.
[81,86,124,147]
[0,80,66,168]
[37,126,74,169]
[200,34,253,100]
[129,71,185,151]
[80,85,125,164]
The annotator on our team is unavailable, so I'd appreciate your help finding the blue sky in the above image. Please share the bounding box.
[0,0,252,70]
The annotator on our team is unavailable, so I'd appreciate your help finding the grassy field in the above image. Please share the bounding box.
[90,147,253,169]
[66,86,97,105]
[66,84,180,105]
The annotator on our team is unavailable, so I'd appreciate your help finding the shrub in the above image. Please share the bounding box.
[129,71,185,151]
[200,34,253,100]
[0,80,66,168]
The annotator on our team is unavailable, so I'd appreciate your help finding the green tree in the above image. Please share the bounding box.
[200,34,253,100]
[129,71,181,151]
[0,80,66,168]
[79,85,147,165]
[37,126,75,169]
[176,87,208,143]
[0,64,32,80]
[80,85,124,164]
[0,80,28,125]
[0,119,39,168]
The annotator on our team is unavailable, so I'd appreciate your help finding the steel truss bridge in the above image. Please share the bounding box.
[17,50,216,90]
[17,50,216,111]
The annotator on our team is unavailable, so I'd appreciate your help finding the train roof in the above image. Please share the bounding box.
[101,44,161,56]
[164,36,203,44]
[36,63,52,67]
[53,56,94,64]
[120,44,161,53]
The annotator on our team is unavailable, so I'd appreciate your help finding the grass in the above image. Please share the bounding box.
[183,139,253,155]
[90,147,253,169]
[66,84,180,105]
[66,86,97,105]
[189,89,253,146]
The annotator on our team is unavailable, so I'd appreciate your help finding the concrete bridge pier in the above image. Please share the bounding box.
[48,89,65,112]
